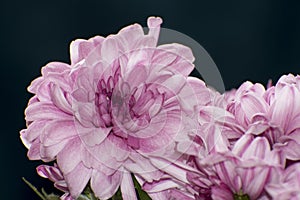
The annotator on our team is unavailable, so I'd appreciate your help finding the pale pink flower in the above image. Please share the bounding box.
[20,17,212,199]
[265,74,300,161]
[210,74,300,162]
[239,74,300,161]
[221,81,270,141]
[266,163,300,200]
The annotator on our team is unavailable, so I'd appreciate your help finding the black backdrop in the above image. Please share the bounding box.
[1,0,300,199]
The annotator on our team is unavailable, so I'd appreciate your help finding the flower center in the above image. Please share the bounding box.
[95,70,164,141]
[111,83,164,135]
[95,68,121,128]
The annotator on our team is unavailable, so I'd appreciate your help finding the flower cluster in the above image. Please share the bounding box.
[21,17,300,200]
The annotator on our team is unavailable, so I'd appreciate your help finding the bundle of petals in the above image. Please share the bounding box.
[20,16,300,200]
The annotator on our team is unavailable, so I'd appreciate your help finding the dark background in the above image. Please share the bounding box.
[1,0,300,199]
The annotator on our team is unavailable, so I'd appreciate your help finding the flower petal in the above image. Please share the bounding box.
[57,138,82,174]
[147,16,162,45]
[121,172,138,200]
[91,170,122,200]
[25,102,72,121]
[64,162,92,198]
[70,36,104,65]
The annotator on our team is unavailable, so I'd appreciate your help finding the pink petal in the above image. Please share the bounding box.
[64,162,92,199]
[27,139,41,160]
[40,139,69,161]
[120,172,138,200]
[150,157,189,184]
[108,135,130,162]
[117,23,145,50]
[36,165,63,181]
[124,153,163,182]
[176,80,203,113]
[87,136,128,170]
[187,77,213,105]
[73,102,96,127]
[152,44,194,77]
[246,120,269,135]
[41,62,71,76]
[215,160,241,192]
[123,64,148,89]
[241,136,270,160]
[79,127,111,147]
[101,37,120,65]
[279,140,300,160]
[27,77,44,94]
[211,184,234,200]
[239,167,270,199]
[60,193,74,200]
[47,72,73,93]
[160,43,194,63]
[57,138,82,174]
[286,114,300,135]
[25,102,72,121]
[147,16,162,44]
[232,134,254,157]
[50,84,72,114]
[21,120,48,143]
[20,129,31,149]
[137,109,181,153]
[203,124,229,154]
[91,170,122,200]
[70,36,104,65]
[41,120,76,147]
[271,86,296,131]
[158,74,186,99]
[143,179,179,193]
[240,93,268,121]
[54,180,69,192]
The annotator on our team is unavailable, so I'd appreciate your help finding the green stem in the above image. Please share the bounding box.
[22,177,47,200]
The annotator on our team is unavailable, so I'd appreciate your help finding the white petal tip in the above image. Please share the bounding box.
[147,17,163,28]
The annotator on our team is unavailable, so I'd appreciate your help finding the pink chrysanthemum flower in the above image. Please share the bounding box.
[206,74,300,162]
[262,74,300,161]
[20,17,212,199]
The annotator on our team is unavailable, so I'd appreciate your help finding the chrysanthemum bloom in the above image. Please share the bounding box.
[263,74,300,161]
[20,17,212,199]
[265,163,300,200]
[37,164,73,200]
[185,127,283,200]
[207,74,300,162]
